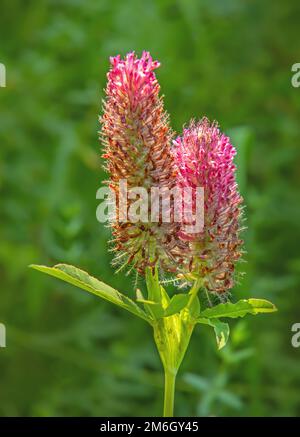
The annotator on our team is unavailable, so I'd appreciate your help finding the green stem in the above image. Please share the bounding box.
[145,266,161,302]
[187,277,203,309]
[163,368,176,417]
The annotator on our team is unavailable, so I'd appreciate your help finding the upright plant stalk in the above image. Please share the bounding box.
[152,305,195,417]
[147,267,197,417]
[163,368,176,417]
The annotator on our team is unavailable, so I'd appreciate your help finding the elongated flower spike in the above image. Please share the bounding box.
[101,51,179,274]
[173,118,244,294]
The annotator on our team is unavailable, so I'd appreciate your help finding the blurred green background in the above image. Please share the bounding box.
[1,0,300,417]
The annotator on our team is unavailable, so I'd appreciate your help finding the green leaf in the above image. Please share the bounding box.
[189,295,201,319]
[197,318,230,350]
[145,267,165,319]
[136,288,145,301]
[30,264,150,323]
[160,285,171,309]
[145,267,161,302]
[164,294,190,317]
[201,298,277,319]
[136,298,157,305]
[136,298,164,318]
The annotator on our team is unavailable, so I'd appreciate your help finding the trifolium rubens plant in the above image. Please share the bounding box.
[30,52,277,417]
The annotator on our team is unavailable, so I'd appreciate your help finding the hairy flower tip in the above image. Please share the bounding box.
[100,51,179,274]
[173,118,244,294]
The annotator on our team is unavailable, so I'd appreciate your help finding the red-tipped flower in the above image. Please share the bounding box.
[173,118,244,294]
[101,51,177,273]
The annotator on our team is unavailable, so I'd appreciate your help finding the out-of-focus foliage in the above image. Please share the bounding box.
[0,0,300,416]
